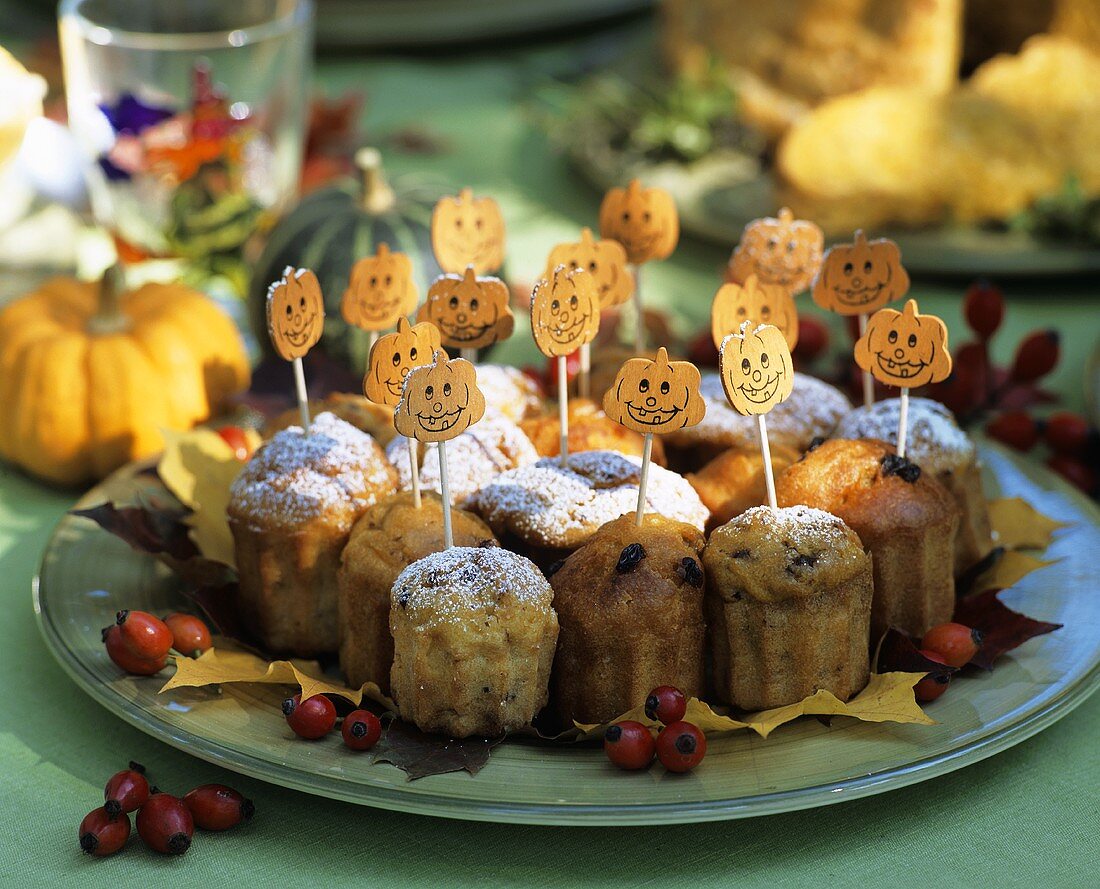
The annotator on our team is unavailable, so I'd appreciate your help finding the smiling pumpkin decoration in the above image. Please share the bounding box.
[727,208,824,294]
[342,243,419,333]
[711,273,800,352]
[603,347,706,435]
[394,350,485,443]
[719,321,795,416]
[854,298,952,390]
[266,266,325,361]
[418,266,513,351]
[363,317,443,407]
[430,188,506,275]
[530,265,601,358]
[544,227,634,310]
[598,179,679,265]
[812,230,910,316]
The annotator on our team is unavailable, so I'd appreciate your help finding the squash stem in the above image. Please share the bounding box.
[87,264,132,335]
[355,147,396,215]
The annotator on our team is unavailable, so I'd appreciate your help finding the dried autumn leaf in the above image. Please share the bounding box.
[371,720,504,780]
[969,549,1057,593]
[953,588,1062,670]
[876,628,957,684]
[988,497,1067,550]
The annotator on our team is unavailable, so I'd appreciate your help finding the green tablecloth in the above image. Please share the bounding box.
[2,19,1099,888]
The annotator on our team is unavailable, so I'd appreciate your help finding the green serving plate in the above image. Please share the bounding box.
[33,443,1100,825]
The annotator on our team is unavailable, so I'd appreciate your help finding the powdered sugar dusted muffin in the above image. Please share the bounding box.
[267,392,397,445]
[703,505,873,710]
[228,412,397,655]
[834,396,993,573]
[472,450,708,567]
[474,363,544,422]
[385,409,538,507]
[390,546,559,738]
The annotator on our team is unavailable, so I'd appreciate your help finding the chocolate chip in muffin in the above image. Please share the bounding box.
[616,543,647,573]
[786,552,818,575]
[545,558,566,578]
[801,436,827,460]
[730,549,750,559]
[675,557,704,588]
[881,453,922,483]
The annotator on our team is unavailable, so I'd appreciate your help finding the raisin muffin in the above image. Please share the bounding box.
[686,443,801,530]
[228,412,397,656]
[471,450,709,568]
[267,392,397,445]
[549,514,706,725]
[385,408,539,508]
[474,363,544,422]
[520,398,667,466]
[338,492,497,693]
[776,438,960,640]
[389,546,559,738]
[834,396,993,574]
[703,505,873,710]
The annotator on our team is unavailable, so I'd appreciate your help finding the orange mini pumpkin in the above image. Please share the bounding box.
[719,321,795,416]
[544,227,634,310]
[418,266,514,350]
[711,274,799,351]
[812,230,910,316]
[854,299,952,389]
[530,266,601,358]
[342,243,419,333]
[727,208,823,294]
[394,350,486,443]
[598,179,679,264]
[363,317,443,407]
[430,187,506,275]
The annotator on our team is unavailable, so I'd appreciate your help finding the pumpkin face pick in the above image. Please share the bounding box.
[544,227,634,310]
[812,230,910,316]
[394,350,486,443]
[598,179,679,265]
[719,321,795,416]
[854,298,952,389]
[711,274,800,351]
[530,266,601,358]
[266,266,325,361]
[603,347,706,435]
[342,243,419,332]
[363,317,443,407]
[728,207,824,294]
[430,188,506,275]
[418,266,514,350]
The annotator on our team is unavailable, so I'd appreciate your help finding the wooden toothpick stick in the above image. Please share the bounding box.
[408,438,421,508]
[438,440,453,548]
[635,433,653,526]
[897,388,910,459]
[758,414,777,510]
[558,355,570,467]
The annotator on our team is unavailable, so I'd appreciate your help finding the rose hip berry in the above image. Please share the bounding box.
[963,280,1004,340]
[1009,329,1060,383]
[644,686,687,725]
[103,625,169,676]
[217,425,253,461]
[1044,412,1091,457]
[915,649,952,703]
[603,720,655,770]
[79,807,130,857]
[922,622,984,668]
[342,709,383,751]
[1047,454,1097,495]
[656,721,706,773]
[136,792,193,855]
[163,612,212,658]
[115,610,173,661]
[282,693,337,740]
[183,784,255,831]
[986,410,1041,452]
[104,761,150,815]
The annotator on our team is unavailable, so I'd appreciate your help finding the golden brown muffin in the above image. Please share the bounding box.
[776,438,960,640]
[520,398,667,466]
[267,393,397,445]
[228,412,397,656]
[474,363,544,422]
[703,505,873,710]
[389,546,559,738]
[338,492,497,693]
[687,443,801,530]
[549,514,706,725]
[835,397,993,574]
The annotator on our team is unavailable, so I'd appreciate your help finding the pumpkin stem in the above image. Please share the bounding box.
[87,264,132,335]
[355,147,396,215]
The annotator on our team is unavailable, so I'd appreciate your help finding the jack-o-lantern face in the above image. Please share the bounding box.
[342,243,419,332]
[812,230,910,315]
[719,321,795,416]
[431,188,506,275]
[393,350,485,443]
[854,299,952,389]
[711,274,800,351]
[363,317,442,407]
[530,266,601,358]
[418,266,514,350]
[598,179,679,265]
[603,347,706,434]
[266,266,324,361]
[544,227,634,310]
[727,208,823,294]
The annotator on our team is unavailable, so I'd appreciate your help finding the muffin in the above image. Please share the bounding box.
[385,408,538,507]
[703,505,873,710]
[228,412,397,656]
[549,514,706,725]
[389,546,559,738]
[776,438,960,640]
[474,363,544,422]
[520,398,667,466]
[472,450,709,568]
[338,492,497,693]
[267,392,397,445]
[686,443,801,530]
[834,396,993,574]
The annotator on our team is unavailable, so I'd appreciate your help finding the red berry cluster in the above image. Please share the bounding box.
[604,686,707,774]
[281,694,383,752]
[79,762,253,858]
[102,610,213,675]
[987,409,1098,496]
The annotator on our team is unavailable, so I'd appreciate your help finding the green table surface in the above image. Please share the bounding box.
[2,15,1099,887]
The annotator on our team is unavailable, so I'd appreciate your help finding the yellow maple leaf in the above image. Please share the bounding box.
[972,549,1056,592]
[988,497,1067,551]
